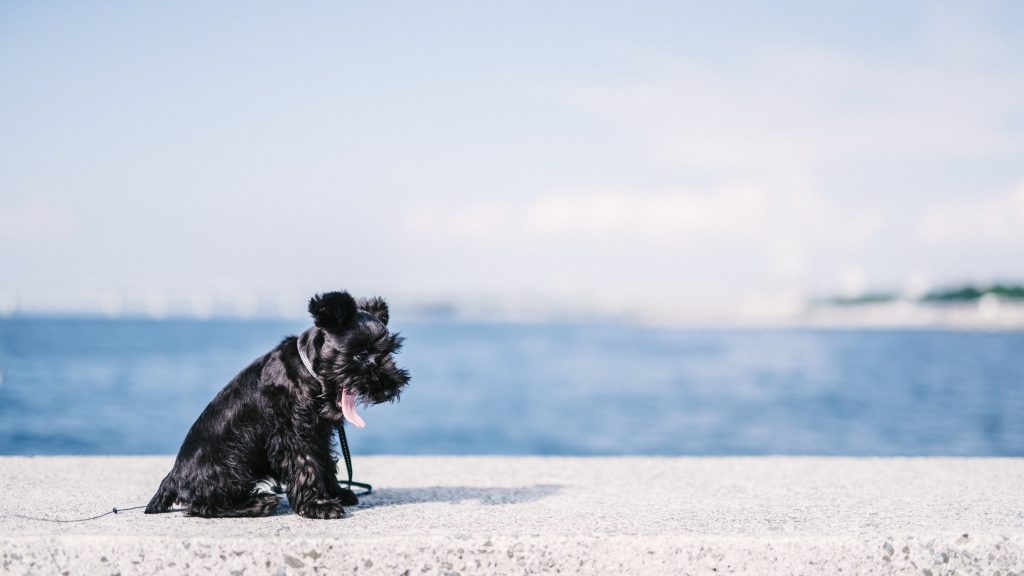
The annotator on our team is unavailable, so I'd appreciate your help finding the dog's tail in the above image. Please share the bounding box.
[145,475,178,514]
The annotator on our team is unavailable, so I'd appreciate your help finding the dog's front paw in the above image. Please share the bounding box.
[297,498,346,519]
[337,487,359,506]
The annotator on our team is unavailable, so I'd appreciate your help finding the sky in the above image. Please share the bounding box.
[2,1,1023,321]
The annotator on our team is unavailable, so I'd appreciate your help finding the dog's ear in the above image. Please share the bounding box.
[359,296,390,326]
[308,291,357,331]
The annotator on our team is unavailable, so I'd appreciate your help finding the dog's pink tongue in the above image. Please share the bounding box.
[340,389,365,429]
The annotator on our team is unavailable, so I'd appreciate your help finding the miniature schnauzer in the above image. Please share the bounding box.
[145,291,410,519]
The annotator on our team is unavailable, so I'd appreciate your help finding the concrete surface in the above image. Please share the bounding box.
[1,456,1022,575]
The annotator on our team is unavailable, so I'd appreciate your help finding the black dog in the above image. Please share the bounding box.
[145,291,409,519]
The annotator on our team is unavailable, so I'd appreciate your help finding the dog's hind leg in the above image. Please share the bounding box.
[189,492,279,518]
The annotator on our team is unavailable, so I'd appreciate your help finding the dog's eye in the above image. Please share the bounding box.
[354,352,369,363]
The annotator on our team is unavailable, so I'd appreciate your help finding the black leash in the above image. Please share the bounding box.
[336,422,372,495]
[10,505,147,523]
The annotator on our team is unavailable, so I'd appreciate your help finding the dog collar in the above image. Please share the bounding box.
[296,335,323,384]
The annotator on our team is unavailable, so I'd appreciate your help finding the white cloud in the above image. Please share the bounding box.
[399,184,829,310]
[914,181,1024,249]
[408,185,818,247]
[523,187,771,241]
[0,204,76,241]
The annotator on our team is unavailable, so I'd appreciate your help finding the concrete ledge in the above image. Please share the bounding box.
[2,456,1023,575]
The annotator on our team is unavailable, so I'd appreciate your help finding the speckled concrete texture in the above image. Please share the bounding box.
[2,456,1022,575]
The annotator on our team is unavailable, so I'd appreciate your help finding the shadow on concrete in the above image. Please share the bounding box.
[356,484,564,509]
[272,484,562,515]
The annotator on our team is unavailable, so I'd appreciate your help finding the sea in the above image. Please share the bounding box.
[0,317,1022,456]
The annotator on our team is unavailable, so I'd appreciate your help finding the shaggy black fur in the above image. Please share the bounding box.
[145,291,410,519]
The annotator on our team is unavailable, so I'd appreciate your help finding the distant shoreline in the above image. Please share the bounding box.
[2,300,1024,331]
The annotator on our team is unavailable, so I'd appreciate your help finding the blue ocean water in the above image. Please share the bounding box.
[0,317,1021,456]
